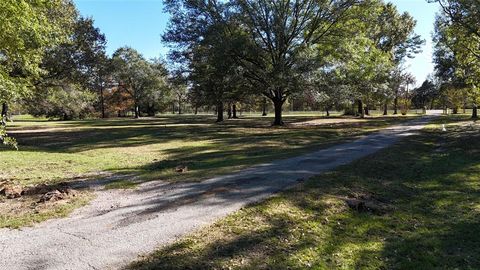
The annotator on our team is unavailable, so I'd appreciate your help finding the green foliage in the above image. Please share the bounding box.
[164,0,364,124]
[0,123,18,150]
[0,0,76,104]
[0,0,76,149]
[163,0,423,123]
[28,84,97,120]
[25,15,110,120]
[38,16,108,89]
[411,79,439,108]
[112,47,169,118]
[163,0,252,120]
[432,0,480,115]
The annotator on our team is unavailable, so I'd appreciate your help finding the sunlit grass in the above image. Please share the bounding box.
[1,114,416,187]
[129,115,480,270]
[0,113,418,228]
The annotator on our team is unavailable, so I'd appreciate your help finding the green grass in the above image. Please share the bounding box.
[129,115,480,270]
[2,114,417,187]
[0,113,418,228]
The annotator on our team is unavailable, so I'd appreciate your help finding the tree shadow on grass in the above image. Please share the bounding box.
[6,115,417,154]
[1,114,414,191]
[127,121,480,270]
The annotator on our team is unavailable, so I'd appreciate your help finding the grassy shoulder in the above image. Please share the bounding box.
[129,115,480,270]
[0,113,417,228]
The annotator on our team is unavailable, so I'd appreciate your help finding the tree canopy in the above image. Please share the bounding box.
[431,0,480,117]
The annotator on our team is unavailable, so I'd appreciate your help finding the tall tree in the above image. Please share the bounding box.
[432,4,480,118]
[0,0,75,147]
[0,0,75,104]
[163,0,359,125]
[169,71,189,115]
[232,0,359,125]
[365,1,423,115]
[411,79,438,111]
[112,47,168,118]
[29,16,109,119]
[163,0,251,122]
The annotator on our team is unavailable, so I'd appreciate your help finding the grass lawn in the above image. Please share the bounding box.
[2,113,419,186]
[0,113,417,228]
[129,115,480,270]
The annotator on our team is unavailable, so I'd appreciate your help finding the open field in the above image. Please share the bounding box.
[129,115,480,270]
[3,114,422,187]
[0,114,419,228]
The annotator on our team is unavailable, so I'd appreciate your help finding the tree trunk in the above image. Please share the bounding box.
[357,100,365,118]
[194,106,198,115]
[172,103,175,114]
[452,107,458,114]
[178,99,182,114]
[393,97,398,115]
[134,104,140,118]
[364,105,369,116]
[147,104,155,116]
[1,103,8,125]
[272,99,284,126]
[227,103,232,119]
[325,108,330,117]
[216,102,224,122]
[232,103,238,118]
[383,101,388,115]
[1,103,7,118]
[262,97,267,116]
[100,86,106,118]
[473,104,478,119]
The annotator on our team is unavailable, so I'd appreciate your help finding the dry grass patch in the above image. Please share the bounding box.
[0,189,93,228]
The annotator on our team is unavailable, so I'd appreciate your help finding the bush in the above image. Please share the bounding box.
[27,84,96,120]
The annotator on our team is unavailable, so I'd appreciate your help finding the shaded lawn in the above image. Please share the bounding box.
[0,113,417,228]
[1,114,417,187]
[129,115,480,270]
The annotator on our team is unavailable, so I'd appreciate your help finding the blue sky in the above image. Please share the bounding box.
[74,0,439,85]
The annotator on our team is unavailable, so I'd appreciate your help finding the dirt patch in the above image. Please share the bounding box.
[0,182,23,199]
[344,191,392,215]
[175,165,188,173]
[0,182,90,228]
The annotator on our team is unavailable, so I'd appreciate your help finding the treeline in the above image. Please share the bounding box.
[163,0,427,124]
[1,0,479,139]
[2,1,185,123]
[6,12,173,120]
[428,0,479,118]
[409,0,479,118]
